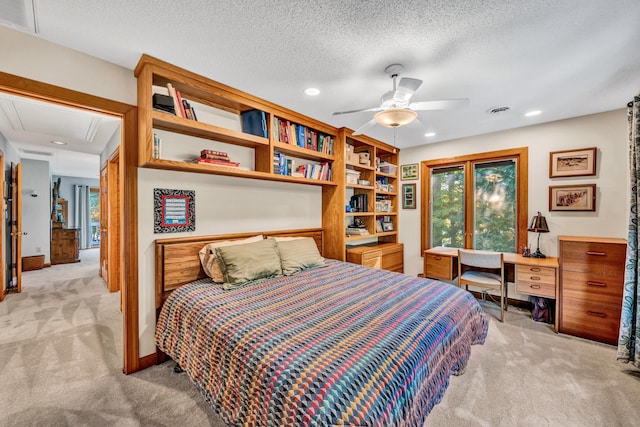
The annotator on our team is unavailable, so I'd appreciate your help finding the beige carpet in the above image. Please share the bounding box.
[1,252,638,426]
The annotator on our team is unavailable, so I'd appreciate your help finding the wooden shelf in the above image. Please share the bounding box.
[143,158,336,186]
[376,171,396,178]
[375,190,397,196]
[152,111,269,148]
[346,212,375,216]
[347,183,375,190]
[376,211,397,215]
[346,162,375,171]
[273,141,335,162]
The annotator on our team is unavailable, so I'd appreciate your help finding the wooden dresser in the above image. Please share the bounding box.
[51,228,81,265]
[559,236,626,345]
[346,242,404,273]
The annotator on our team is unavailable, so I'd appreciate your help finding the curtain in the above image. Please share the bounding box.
[73,185,91,249]
[618,96,640,368]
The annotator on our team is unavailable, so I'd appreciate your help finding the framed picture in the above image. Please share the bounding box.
[549,184,596,211]
[154,188,196,233]
[549,147,597,178]
[402,183,416,209]
[382,221,394,232]
[401,163,419,180]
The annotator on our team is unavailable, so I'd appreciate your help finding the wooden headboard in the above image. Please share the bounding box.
[155,228,324,309]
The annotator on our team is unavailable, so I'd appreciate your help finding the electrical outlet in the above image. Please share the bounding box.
[35,246,41,253]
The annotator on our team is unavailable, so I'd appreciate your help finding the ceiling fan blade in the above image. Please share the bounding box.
[352,118,377,135]
[332,106,381,116]
[409,98,470,111]
[397,77,423,96]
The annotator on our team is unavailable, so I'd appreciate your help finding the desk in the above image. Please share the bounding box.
[424,247,559,332]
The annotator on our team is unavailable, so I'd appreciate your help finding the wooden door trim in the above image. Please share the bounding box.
[0,152,4,302]
[107,149,121,293]
[0,71,141,374]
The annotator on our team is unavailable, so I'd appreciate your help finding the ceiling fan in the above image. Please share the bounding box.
[332,64,469,135]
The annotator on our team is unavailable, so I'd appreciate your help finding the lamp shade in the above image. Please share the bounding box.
[374,108,417,128]
[528,211,549,233]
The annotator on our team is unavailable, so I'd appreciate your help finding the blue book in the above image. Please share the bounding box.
[241,110,267,137]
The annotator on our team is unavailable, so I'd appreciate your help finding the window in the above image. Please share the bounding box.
[421,148,528,253]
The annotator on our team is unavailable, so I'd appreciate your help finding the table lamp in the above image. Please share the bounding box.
[527,211,550,258]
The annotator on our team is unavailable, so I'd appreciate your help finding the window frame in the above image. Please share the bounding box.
[420,147,528,254]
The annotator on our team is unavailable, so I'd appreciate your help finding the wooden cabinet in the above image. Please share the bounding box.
[51,228,80,265]
[559,236,626,345]
[424,251,458,281]
[347,243,404,273]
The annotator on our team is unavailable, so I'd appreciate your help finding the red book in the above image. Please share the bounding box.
[201,153,230,161]
[201,149,228,157]
[197,158,239,167]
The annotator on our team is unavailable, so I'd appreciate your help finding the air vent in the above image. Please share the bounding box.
[0,0,38,33]
[486,106,511,115]
[21,149,53,156]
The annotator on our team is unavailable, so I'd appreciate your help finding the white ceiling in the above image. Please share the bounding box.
[1,0,640,163]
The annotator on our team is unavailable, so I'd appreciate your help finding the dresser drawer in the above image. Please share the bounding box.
[561,241,626,276]
[561,270,623,305]
[347,248,382,269]
[425,254,457,280]
[516,280,555,298]
[560,297,621,345]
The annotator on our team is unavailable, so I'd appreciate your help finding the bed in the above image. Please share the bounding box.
[154,229,488,426]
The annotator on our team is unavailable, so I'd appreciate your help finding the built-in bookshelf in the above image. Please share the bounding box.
[322,128,400,262]
[135,55,336,186]
[135,55,399,264]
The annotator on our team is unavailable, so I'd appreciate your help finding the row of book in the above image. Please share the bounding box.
[273,152,332,181]
[153,83,198,121]
[153,133,162,159]
[273,117,334,155]
[194,149,239,167]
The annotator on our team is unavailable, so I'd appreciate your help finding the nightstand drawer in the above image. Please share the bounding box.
[425,254,457,280]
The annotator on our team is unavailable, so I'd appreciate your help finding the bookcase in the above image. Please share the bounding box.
[135,55,336,186]
[135,55,400,267]
[322,128,401,266]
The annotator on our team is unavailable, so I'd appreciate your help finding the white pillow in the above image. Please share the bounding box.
[198,235,263,282]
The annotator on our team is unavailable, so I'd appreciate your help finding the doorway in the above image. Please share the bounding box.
[0,70,139,373]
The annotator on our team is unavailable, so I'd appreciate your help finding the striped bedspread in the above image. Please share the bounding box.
[155,260,488,426]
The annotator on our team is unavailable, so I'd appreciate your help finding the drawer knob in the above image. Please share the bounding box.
[529,276,541,281]
[530,284,541,289]
[434,256,441,260]
[587,311,607,318]
[587,281,606,287]
[530,267,541,272]
[586,251,606,256]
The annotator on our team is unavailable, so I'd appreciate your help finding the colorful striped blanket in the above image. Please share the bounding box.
[155,260,488,426]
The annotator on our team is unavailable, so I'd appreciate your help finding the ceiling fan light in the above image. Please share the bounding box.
[374,109,417,128]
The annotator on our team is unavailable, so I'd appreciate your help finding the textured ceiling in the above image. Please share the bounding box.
[3,0,640,154]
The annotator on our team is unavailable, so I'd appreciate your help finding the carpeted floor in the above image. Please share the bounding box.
[1,251,638,426]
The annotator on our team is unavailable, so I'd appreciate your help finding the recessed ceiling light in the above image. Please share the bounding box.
[50,140,67,145]
[525,110,542,117]
[304,88,320,96]
[425,132,436,137]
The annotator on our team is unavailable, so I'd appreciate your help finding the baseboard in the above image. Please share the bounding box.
[138,353,157,370]
[44,263,52,268]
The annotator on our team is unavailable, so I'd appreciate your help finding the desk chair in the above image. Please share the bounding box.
[457,249,506,322]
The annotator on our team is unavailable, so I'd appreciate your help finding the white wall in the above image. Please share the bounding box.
[399,109,629,294]
[21,159,51,262]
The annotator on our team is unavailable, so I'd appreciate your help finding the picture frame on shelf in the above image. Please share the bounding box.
[549,147,597,178]
[549,184,596,211]
[401,163,419,180]
[382,221,394,232]
[402,183,416,209]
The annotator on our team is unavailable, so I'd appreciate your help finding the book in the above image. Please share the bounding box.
[201,149,229,157]
[196,158,240,167]
[166,83,182,118]
[153,133,161,159]
[241,110,267,137]
[201,153,230,161]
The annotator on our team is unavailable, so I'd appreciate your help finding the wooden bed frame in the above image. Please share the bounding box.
[154,228,324,310]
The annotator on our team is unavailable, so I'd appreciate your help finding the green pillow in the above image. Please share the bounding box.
[215,238,282,289]
[275,237,326,276]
